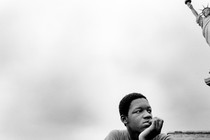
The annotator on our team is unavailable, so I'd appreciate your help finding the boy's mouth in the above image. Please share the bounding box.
[143,121,152,126]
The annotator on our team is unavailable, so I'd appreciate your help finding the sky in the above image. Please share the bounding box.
[1,0,210,140]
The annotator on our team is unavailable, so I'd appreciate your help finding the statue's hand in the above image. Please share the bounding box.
[186,3,193,9]
[185,0,192,5]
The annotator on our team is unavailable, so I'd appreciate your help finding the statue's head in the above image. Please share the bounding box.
[202,5,210,17]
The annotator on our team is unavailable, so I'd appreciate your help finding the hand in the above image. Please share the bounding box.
[185,0,192,5]
[186,3,193,9]
[138,117,163,140]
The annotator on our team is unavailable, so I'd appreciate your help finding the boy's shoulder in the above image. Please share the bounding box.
[105,129,130,140]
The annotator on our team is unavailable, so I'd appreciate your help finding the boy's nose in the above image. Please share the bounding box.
[143,111,152,119]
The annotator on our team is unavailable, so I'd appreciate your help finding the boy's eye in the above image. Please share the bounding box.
[147,109,152,113]
[133,108,152,114]
[135,109,142,113]
[136,110,141,113]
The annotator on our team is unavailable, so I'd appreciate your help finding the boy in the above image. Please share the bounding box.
[105,93,173,140]
[185,0,210,46]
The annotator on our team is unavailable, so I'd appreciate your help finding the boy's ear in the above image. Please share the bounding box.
[120,115,128,125]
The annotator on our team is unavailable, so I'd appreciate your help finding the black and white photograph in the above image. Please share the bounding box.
[1,0,210,139]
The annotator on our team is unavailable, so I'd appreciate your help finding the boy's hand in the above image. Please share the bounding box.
[138,117,163,140]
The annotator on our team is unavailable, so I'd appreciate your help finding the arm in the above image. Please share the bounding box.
[186,2,199,17]
[185,2,203,27]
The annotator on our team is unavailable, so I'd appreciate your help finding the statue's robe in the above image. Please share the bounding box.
[196,15,210,46]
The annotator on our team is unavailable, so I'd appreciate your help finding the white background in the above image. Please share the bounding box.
[1,0,210,139]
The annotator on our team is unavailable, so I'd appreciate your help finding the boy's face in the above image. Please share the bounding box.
[126,98,152,133]
[203,8,210,17]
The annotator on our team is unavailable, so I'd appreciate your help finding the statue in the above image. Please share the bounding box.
[205,72,210,86]
[185,0,210,86]
[185,0,210,47]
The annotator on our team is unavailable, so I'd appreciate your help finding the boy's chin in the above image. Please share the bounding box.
[139,124,150,131]
[143,125,150,129]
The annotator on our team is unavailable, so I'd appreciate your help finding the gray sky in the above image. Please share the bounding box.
[1,0,210,140]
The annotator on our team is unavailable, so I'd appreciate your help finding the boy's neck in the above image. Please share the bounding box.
[127,127,140,140]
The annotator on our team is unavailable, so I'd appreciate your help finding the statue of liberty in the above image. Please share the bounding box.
[185,0,210,47]
[185,0,210,86]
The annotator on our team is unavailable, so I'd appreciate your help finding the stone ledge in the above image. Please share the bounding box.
[167,131,210,140]
[168,131,210,134]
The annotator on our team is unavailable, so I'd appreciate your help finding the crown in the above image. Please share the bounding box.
[199,4,210,15]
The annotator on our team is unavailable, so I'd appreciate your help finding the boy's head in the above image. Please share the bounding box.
[119,93,147,117]
[119,93,152,133]
[202,6,210,17]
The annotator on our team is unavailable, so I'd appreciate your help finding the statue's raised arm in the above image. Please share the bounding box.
[185,0,199,17]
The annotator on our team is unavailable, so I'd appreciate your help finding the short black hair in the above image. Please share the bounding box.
[119,93,147,116]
